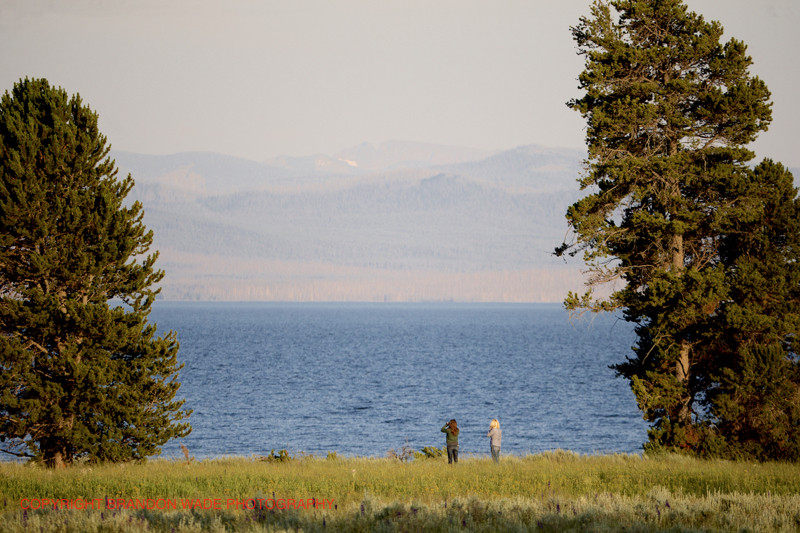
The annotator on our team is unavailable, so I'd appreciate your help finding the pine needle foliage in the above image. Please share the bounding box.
[560,0,800,459]
[0,78,191,467]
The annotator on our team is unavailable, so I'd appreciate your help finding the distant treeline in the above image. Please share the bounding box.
[156,251,593,302]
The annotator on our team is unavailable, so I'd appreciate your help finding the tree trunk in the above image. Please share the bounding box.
[42,440,68,469]
[672,234,684,272]
[53,451,65,469]
[675,340,692,424]
[672,232,692,424]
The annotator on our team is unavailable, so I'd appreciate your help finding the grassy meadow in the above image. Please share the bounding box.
[1,450,799,532]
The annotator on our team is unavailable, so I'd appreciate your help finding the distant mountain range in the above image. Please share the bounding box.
[112,141,594,301]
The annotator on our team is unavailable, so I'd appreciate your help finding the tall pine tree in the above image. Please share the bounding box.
[0,78,191,467]
[559,0,799,456]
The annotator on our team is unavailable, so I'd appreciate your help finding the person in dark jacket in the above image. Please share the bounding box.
[441,419,459,464]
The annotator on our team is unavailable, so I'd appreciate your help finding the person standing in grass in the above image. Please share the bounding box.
[441,419,459,464]
[487,419,502,464]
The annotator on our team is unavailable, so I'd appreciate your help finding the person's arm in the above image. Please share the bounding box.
[442,424,450,433]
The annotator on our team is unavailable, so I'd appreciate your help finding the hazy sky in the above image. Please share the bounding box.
[2,0,798,165]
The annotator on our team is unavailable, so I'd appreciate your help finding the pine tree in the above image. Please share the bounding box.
[557,0,798,453]
[0,78,191,467]
[701,160,800,460]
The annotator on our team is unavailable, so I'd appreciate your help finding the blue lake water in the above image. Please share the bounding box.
[149,302,650,460]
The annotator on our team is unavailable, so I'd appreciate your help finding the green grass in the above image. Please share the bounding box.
[1,451,799,532]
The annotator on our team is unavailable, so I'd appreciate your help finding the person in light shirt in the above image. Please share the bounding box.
[487,419,502,464]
